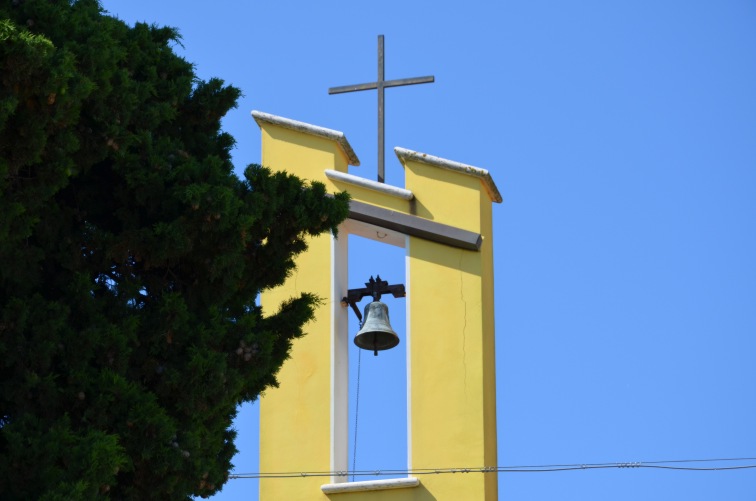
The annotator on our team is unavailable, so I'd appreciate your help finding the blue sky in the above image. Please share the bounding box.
[102,1,756,499]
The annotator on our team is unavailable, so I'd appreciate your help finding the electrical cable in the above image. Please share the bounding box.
[228,457,756,479]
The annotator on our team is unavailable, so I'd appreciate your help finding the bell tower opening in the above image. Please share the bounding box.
[347,232,408,482]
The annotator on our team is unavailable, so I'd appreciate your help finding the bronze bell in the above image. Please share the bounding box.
[354,300,399,356]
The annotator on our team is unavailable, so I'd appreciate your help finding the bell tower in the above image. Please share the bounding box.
[254,110,501,500]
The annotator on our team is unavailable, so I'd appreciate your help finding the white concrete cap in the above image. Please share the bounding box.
[394,147,502,203]
[324,169,414,200]
[251,110,360,167]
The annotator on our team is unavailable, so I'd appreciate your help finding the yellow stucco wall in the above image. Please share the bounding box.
[256,113,499,500]
[403,159,498,500]
[259,233,334,496]
[257,116,354,499]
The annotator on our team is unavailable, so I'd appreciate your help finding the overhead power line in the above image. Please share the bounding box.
[229,457,756,480]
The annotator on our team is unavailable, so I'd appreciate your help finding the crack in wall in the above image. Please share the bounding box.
[459,250,468,397]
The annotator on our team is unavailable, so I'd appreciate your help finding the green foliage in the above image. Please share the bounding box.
[0,1,349,498]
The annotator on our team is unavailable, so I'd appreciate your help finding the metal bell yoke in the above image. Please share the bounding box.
[341,276,406,356]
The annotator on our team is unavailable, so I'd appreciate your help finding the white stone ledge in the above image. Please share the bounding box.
[251,110,360,166]
[325,170,414,200]
[394,146,502,203]
[321,477,420,494]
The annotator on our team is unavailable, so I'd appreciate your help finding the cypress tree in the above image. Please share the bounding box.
[0,1,349,498]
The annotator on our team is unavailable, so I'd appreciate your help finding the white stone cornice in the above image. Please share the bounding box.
[394,147,502,203]
[325,170,414,200]
[321,477,420,494]
[251,111,360,166]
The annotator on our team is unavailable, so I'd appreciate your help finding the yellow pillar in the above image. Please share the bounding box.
[401,148,500,501]
[254,111,501,501]
[255,111,356,500]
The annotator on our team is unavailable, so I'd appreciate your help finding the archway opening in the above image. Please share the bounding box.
[347,232,408,482]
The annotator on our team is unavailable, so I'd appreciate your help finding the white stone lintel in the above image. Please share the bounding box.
[251,111,360,167]
[325,170,414,201]
[321,477,420,494]
[394,147,502,203]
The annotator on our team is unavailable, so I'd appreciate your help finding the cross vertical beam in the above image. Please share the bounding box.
[378,35,385,184]
[329,35,434,184]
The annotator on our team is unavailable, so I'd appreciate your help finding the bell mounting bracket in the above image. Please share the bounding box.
[341,275,406,324]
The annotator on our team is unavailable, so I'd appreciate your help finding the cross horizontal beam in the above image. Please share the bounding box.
[328,76,435,95]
